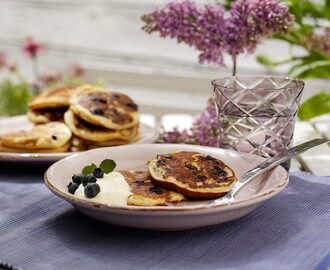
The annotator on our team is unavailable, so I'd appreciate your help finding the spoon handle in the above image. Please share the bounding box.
[211,138,329,205]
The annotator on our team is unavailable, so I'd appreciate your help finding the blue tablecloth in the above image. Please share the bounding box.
[0,164,329,270]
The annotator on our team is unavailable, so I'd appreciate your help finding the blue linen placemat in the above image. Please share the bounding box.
[0,168,329,270]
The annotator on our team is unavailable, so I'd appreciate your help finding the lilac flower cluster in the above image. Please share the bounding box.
[308,27,330,56]
[157,99,220,147]
[142,0,294,66]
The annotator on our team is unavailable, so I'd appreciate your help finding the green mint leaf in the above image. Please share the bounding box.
[82,163,97,175]
[298,92,330,120]
[99,159,116,174]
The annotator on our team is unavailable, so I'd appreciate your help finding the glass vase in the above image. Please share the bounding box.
[212,76,304,170]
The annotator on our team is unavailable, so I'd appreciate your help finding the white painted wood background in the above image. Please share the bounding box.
[0,0,329,174]
[0,0,328,115]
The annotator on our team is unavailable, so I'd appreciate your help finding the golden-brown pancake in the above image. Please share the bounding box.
[0,122,72,150]
[0,141,70,153]
[64,110,139,143]
[28,86,74,109]
[28,86,76,124]
[148,151,237,199]
[27,107,68,124]
[71,135,140,151]
[70,85,139,130]
[120,171,186,206]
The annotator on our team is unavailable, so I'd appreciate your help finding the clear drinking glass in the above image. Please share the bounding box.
[212,76,304,170]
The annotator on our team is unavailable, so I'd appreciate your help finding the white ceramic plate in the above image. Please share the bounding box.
[0,115,159,163]
[45,144,288,230]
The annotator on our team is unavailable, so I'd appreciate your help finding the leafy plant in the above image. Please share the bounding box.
[298,92,330,120]
[253,0,330,119]
[0,37,103,116]
[0,79,32,116]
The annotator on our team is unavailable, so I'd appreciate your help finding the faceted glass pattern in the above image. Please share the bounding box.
[212,76,304,169]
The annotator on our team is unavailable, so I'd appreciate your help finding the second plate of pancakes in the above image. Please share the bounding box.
[0,84,159,163]
[0,115,158,163]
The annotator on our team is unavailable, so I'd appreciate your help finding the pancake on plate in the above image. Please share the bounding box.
[71,135,140,151]
[28,86,75,123]
[64,110,139,143]
[70,85,139,130]
[27,107,69,124]
[148,151,237,199]
[120,171,186,206]
[0,122,72,151]
[0,141,70,153]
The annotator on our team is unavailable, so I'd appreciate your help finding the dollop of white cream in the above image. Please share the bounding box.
[75,172,132,206]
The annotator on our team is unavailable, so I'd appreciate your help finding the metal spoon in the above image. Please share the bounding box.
[209,138,329,205]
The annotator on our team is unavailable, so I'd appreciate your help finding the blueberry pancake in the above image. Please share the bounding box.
[71,135,140,151]
[0,141,70,153]
[70,85,139,130]
[148,151,237,199]
[0,122,72,150]
[29,86,74,110]
[120,171,186,206]
[64,110,139,143]
[28,86,75,124]
[27,107,69,124]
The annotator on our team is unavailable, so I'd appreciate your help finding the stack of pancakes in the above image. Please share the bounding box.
[64,85,140,150]
[0,84,140,153]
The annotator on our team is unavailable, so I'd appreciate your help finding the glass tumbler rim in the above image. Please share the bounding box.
[211,75,305,92]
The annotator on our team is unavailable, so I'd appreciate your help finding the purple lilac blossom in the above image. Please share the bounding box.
[309,27,330,56]
[142,0,294,66]
[158,99,220,147]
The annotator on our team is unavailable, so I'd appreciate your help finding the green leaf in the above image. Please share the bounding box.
[289,60,330,79]
[256,55,298,68]
[0,79,33,116]
[298,92,330,120]
[82,163,97,175]
[99,159,116,174]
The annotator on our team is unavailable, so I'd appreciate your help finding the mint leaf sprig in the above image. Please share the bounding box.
[82,159,116,175]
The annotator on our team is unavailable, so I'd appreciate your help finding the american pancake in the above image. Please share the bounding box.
[71,135,141,151]
[0,141,70,153]
[70,85,139,130]
[120,171,186,206]
[0,122,72,150]
[27,86,75,124]
[28,86,74,109]
[148,151,237,199]
[64,110,139,143]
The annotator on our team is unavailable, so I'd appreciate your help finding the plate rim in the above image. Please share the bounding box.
[0,115,159,161]
[44,143,289,213]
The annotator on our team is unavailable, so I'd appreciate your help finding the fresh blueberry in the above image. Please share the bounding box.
[149,186,163,194]
[67,182,79,194]
[134,181,145,186]
[82,174,97,186]
[84,183,101,198]
[93,168,104,178]
[72,173,84,185]
[91,108,104,115]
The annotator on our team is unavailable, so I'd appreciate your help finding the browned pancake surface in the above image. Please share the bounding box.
[79,92,138,125]
[148,151,237,199]
[120,171,185,206]
[158,152,233,187]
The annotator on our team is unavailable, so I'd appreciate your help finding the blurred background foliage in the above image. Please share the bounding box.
[0,0,329,120]
[0,37,105,116]
[224,0,330,120]
[257,0,330,120]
